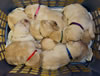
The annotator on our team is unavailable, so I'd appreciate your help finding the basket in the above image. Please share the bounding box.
[0,0,100,76]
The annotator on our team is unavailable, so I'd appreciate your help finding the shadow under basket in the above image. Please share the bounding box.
[0,0,100,76]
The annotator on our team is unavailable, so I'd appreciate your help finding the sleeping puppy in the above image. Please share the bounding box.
[6,19,33,46]
[11,19,33,41]
[8,8,28,30]
[72,47,93,62]
[5,41,41,68]
[25,4,65,30]
[63,4,95,44]
[8,18,40,48]
[5,19,41,68]
[69,42,92,62]
[7,18,41,48]
[42,41,89,70]
[30,20,59,40]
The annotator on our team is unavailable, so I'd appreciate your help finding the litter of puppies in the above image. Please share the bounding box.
[5,3,95,70]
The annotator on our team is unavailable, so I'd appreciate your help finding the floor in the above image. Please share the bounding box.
[0,58,100,76]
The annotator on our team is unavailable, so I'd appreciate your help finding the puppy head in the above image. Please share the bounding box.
[13,18,31,31]
[12,19,31,40]
[40,20,59,37]
[41,38,56,50]
[25,4,49,19]
[8,8,28,30]
[30,20,43,40]
[25,4,39,19]
[30,20,59,40]
[64,25,84,42]
[66,41,88,59]
[41,20,59,30]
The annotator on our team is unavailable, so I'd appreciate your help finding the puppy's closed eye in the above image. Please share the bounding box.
[21,19,30,24]
[24,19,29,23]
[20,19,30,29]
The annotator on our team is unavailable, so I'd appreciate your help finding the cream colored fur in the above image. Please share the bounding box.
[5,19,41,68]
[41,38,56,50]
[7,19,41,48]
[5,41,41,68]
[30,20,59,40]
[49,27,66,43]
[25,4,66,30]
[8,8,28,30]
[63,4,95,44]
[42,41,89,70]
[11,19,34,42]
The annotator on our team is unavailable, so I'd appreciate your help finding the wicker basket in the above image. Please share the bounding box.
[0,0,100,76]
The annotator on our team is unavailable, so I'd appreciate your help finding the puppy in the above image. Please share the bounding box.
[42,41,89,70]
[41,38,56,50]
[70,42,91,62]
[63,4,95,44]
[5,19,41,68]
[7,18,41,47]
[30,20,59,40]
[25,4,65,30]
[11,19,33,41]
[76,47,93,62]
[8,8,29,30]
[6,19,35,46]
[5,41,41,68]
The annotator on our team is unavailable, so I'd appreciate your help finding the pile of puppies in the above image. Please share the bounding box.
[5,3,95,70]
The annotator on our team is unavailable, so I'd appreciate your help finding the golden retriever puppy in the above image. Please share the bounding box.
[42,41,89,70]
[30,20,59,40]
[11,19,33,41]
[25,4,65,30]
[70,42,92,62]
[7,19,41,48]
[41,38,56,50]
[63,4,95,44]
[77,47,93,62]
[5,41,41,68]
[66,41,89,62]
[8,8,28,30]
[5,19,41,68]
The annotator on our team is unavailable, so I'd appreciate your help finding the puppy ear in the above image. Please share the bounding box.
[8,15,17,30]
[49,20,59,31]
[41,20,59,31]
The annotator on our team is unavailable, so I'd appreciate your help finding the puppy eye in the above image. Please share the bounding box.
[24,19,29,23]
[53,21,57,26]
